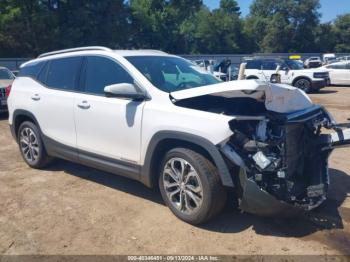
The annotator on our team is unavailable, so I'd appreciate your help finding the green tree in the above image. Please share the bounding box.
[180,0,245,53]
[0,0,131,57]
[129,0,201,52]
[333,14,350,52]
[245,0,321,52]
[0,0,56,56]
[314,22,336,53]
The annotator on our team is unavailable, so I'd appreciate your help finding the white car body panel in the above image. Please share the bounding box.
[9,78,77,147]
[74,94,145,163]
[322,62,350,85]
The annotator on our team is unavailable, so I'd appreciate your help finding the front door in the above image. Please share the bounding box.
[74,56,144,167]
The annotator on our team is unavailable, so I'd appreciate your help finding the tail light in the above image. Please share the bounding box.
[5,84,11,97]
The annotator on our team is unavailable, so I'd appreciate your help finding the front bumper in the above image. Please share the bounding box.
[238,169,301,216]
[311,78,330,90]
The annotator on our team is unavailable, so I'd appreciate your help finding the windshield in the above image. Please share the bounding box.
[0,68,14,80]
[125,56,220,92]
[285,60,304,70]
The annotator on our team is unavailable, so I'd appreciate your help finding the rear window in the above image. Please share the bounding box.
[18,61,44,78]
[44,57,82,91]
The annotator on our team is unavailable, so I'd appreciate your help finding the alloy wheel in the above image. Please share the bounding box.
[162,157,203,214]
[296,79,311,91]
[20,127,40,163]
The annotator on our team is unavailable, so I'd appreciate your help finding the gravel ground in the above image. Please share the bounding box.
[0,86,349,255]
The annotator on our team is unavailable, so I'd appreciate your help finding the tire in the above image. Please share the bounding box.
[159,148,227,225]
[17,121,52,168]
[293,78,312,93]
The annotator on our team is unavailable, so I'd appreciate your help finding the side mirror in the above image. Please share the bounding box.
[104,83,145,100]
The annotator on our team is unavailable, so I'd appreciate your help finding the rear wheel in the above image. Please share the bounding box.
[159,148,227,224]
[294,78,312,93]
[18,121,52,168]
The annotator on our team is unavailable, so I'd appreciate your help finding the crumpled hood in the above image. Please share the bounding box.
[170,80,314,114]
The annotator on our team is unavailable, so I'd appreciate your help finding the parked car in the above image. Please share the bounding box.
[337,56,350,62]
[304,57,322,68]
[0,66,15,113]
[8,47,350,224]
[323,53,337,65]
[244,58,330,93]
[322,61,350,85]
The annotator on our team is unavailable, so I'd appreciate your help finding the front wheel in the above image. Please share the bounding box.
[294,78,312,93]
[159,148,227,224]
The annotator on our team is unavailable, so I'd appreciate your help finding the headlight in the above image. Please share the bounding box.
[314,72,329,78]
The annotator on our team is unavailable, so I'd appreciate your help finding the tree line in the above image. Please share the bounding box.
[0,0,349,57]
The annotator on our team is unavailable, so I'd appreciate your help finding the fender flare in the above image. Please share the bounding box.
[11,109,42,140]
[140,131,234,188]
[246,75,259,80]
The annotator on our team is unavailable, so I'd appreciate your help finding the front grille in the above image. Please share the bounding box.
[0,88,5,98]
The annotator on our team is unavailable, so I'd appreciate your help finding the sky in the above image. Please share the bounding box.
[203,0,350,22]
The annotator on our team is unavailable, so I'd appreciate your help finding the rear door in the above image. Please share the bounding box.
[32,56,83,160]
[327,62,349,85]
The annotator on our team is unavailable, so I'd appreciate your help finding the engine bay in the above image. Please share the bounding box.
[224,106,335,211]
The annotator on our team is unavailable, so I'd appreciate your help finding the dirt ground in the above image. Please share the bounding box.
[0,86,350,256]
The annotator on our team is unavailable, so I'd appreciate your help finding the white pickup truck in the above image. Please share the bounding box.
[244,58,330,93]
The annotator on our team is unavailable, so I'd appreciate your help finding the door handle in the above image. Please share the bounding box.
[77,100,90,109]
[31,94,40,101]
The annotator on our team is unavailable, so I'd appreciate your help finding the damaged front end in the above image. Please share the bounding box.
[220,105,350,216]
[171,80,350,216]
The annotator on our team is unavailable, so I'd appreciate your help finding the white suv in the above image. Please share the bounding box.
[244,58,330,93]
[7,47,350,224]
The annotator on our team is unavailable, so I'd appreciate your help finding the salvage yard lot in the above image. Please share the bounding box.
[0,86,350,255]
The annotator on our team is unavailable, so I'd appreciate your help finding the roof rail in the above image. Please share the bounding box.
[140,49,167,54]
[38,46,112,58]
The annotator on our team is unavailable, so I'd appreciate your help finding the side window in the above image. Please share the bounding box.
[346,63,350,69]
[262,61,277,70]
[18,62,45,79]
[84,56,133,95]
[45,57,82,91]
[246,60,262,70]
[327,63,347,69]
[18,61,44,79]
[37,62,49,84]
